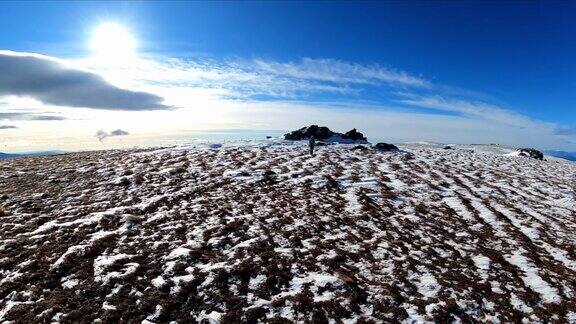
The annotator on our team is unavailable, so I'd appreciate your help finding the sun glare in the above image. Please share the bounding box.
[89,22,137,63]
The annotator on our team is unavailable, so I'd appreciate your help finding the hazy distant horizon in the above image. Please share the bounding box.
[3,127,576,156]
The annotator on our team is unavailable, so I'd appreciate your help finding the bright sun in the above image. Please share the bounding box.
[90,22,137,63]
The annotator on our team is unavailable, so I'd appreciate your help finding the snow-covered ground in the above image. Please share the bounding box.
[0,140,575,322]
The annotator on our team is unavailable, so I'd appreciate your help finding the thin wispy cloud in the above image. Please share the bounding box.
[134,56,563,132]
[0,51,171,110]
[107,56,427,100]
[254,58,430,88]
[119,57,358,98]
[95,54,572,148]
[0,125,17,129]
[28,115,66,121]
[398,96,549,129]
[555,128,576,136]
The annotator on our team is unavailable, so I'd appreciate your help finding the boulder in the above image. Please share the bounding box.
[352,145,369,151]
[516,148,544,160]
[443,146,453,150]
[284,125,334,141]
[374,143,399,151]
[343,129,367,141]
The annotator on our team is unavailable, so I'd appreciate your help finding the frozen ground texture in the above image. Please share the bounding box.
[1,141,576,323]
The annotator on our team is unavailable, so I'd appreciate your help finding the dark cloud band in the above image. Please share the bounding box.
[0,112,65,120]
[0,51,171,110]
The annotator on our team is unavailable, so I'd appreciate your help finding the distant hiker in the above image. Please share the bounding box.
[309,135,316,156]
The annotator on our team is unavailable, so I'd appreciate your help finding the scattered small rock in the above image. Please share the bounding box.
[352,145,369,151]
[115,177,131,187]
[238,171,251,177]
[122,214,143,227]
[260,170,277,184]
[401,153,415,161]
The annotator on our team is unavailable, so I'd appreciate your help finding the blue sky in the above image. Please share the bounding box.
[0,1,575,151]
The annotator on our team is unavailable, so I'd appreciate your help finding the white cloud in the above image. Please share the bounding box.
[96,129,129,142]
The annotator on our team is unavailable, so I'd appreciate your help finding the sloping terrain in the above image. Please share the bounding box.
[1,141,575,323]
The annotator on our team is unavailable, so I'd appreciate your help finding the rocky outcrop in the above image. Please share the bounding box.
[284,125,331,140]
[516,148,544,160]
[284,125,368,143]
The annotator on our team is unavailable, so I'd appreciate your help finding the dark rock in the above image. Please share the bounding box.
[116,177,131,186]
[261,169,278,184]
[285,125,322,140]
[443,146,453,150]
[316,126,332,139]
[374,143,399,151]
[343,129,367,141]
[352,145,369,151]
[516,148,544,160]
[323,175,339,189]
[401,153,415,160]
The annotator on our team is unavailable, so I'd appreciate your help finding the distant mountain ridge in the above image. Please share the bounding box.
[0,151,64,159]
[545,150,576,162]
[0,153,20,159]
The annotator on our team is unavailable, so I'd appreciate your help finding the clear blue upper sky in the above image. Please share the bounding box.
[0,1,575,151]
